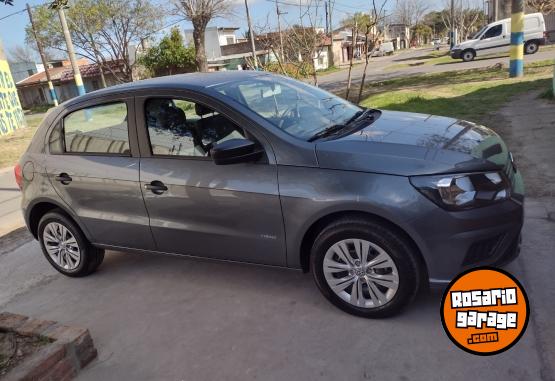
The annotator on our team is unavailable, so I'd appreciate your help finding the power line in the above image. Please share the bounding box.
[0,8,26,21]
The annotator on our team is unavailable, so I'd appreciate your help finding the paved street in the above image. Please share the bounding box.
[318,46,555,94]
[0,93,554,380]
[0,166,24,237]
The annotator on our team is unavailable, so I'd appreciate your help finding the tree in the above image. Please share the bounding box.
[340,12,372,28]
[356,0,389,103]
[440,0,485,43]
[25,0,163,83]
[7,44,37,62]
[139,27,196,76]
[411,23,433,45]
[423,11,448,37]
[526,0,555,13]
[393,0,429,26]
[172,0,232,72]
[1,0,14,5]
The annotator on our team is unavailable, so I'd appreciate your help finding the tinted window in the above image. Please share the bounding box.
[483,25,502,38]
[214,76,361,140]
[145,98,245,157]
[63,102,129,155]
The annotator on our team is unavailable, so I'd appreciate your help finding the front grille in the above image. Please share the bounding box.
[463,234,504,266]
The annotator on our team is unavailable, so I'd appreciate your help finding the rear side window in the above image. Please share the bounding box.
[63,102,130,155]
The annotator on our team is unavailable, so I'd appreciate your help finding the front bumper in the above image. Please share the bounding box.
[450,49,462,59]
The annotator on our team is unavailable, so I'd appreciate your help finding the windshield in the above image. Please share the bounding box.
[212,75,362,140]
[472,25,488,39]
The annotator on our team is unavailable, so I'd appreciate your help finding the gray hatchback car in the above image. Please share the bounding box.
[17,71,524,318]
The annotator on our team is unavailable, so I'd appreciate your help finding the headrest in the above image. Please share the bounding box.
[195,103,213,117]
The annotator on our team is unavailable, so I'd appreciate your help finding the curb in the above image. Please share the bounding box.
[0,312,97,381]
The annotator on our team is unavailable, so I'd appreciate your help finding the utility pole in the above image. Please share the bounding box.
[449,0,455,49]
[509,0,524,77]
[276,0,285,62]
[328,0,335,67]
[244,0,258,70]
[50,1,86,96]
[26,3,58,106]
[324,1,329,34]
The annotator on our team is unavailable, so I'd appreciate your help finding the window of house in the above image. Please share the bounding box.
[483,25,502,39]
[226,36,235,45]
[92,80,100,90]
[63,102,130,155]
[145,98,245,158]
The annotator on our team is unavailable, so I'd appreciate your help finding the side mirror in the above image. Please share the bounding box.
[210,138,263,165]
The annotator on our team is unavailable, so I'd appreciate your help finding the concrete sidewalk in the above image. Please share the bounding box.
[0,166,24,237]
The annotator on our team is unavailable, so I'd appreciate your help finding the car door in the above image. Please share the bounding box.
[476,23,507,56]
[135,93,286,266]
[45,96,156,250]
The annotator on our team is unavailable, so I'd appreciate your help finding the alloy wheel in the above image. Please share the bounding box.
[42,222,81,270]
[323,238,399,308]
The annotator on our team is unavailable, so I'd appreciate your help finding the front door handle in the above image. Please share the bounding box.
[144,180,168,195]
[55,173,72,185]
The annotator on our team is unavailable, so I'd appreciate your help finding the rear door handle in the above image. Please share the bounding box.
[144,180,168,195]
[55,173,72,185]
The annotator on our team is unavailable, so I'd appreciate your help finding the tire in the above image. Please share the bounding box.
[310,217,421,318]
[524,41,539,55]
[461,49,475,62]
[38,210,105,277]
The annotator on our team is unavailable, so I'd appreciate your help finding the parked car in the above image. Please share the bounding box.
[451,13,546,62]
[16,72,524,318]
[372,41,394,57]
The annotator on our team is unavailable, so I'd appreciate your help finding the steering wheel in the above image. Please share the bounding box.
[278,105,300,129]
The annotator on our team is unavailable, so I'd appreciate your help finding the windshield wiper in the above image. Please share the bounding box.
[344,108,376,125]
[307,124,347,142]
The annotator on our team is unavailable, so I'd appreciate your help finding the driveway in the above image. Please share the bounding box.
[318,46,555,94]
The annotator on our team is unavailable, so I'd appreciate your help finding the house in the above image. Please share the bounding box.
[16,59,124,109]
[8,61,44,84]
[330,26,382,66]
[388,24,410,50]
[182,27,240,61]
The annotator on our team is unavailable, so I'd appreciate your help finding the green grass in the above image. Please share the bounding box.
[316,66,342,76]
[361,60,555,124]
[0,113,46,168]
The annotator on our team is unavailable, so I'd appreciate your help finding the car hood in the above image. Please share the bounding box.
[455,39,479,49]
[315,110,510,176]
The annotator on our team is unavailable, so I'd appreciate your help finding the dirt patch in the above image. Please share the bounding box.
[0,331,50,378]
[490,91,555,198]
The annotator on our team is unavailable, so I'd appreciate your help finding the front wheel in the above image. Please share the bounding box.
[461,49,475,62]
[311,218,422,318]
[524,41,539,55]
[38,211,105,277]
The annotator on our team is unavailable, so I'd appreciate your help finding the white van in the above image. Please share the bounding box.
[371,41,394,57]
[450,13,546,62]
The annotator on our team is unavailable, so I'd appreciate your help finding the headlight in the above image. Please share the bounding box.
[410,172,511,210]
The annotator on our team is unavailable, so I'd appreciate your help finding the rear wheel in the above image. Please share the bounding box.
[461,49,475,62]
[524,41,539,55]
[311,217,421,318]
[38,211,104,277]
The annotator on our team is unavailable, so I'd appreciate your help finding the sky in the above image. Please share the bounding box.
[0,0,443,61]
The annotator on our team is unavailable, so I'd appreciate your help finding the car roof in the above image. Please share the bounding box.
[62,70,270,108]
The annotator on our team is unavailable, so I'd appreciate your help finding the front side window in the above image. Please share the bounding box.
[483,24,502,39]
[213,76,361,141]
[145,98,245,157]
[63,102,129,155]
